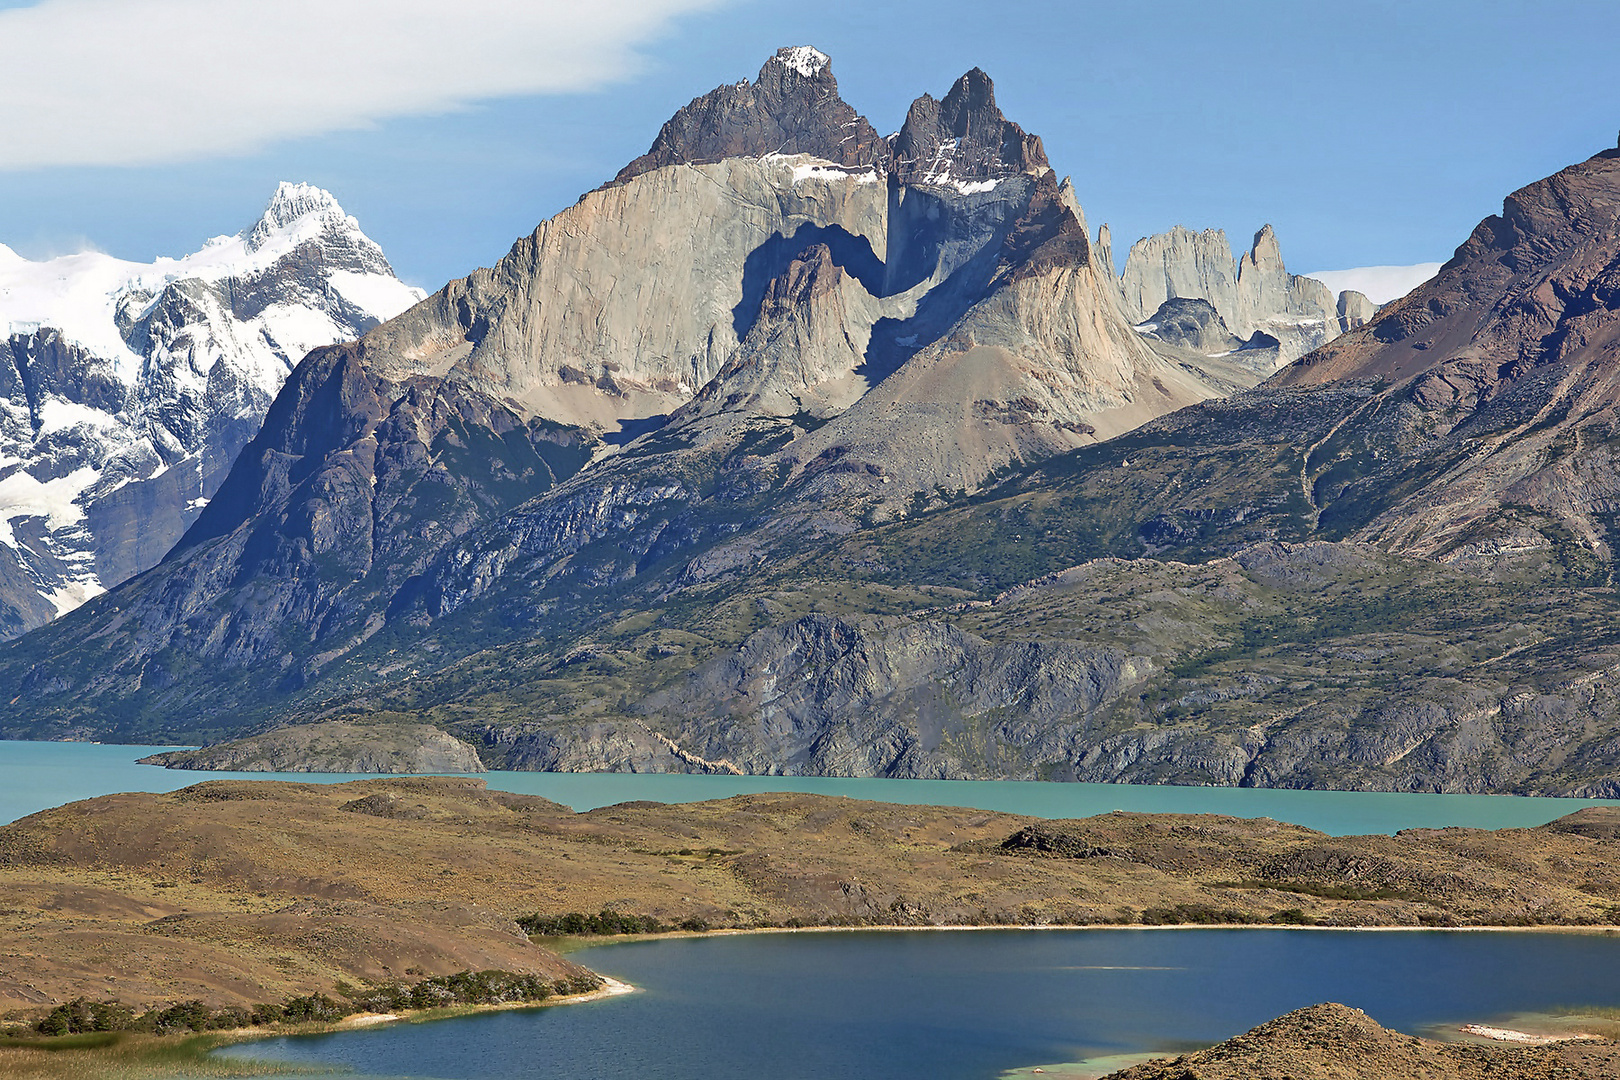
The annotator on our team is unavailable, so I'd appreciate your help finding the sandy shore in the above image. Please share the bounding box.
[1460,1024,1601,1044]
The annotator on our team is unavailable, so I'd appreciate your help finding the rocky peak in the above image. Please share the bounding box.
[760,243,842,312]
[1280,144,1620,388]
[1242,223,1283,273]
[1136,297,1243,354]
[609,46,888,186]
[1120,223,1356,365]
[229,184,404,296]
[243,182,357,255]
[891,68,1049,190]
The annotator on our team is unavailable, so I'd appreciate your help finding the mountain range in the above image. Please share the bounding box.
[0,183,422,635]
[7,49,1620,797]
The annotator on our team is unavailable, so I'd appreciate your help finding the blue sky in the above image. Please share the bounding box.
[0,0,1614,289]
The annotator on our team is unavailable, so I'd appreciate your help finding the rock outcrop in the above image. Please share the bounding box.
[1117,223,1375,365]
[1104,1003,1620,1080]
[890,67,1049,188]
[611,46,888,185]
[139,721,486,773]
[0,184,422,635]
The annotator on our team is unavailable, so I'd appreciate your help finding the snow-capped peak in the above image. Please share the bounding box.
[774,46,829,78]
[244,181,356,254]
[0,181,414,381]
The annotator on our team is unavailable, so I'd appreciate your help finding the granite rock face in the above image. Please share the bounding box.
[1116,223,1374,365]
[0,184,422,636]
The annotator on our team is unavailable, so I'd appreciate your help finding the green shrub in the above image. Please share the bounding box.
[518,909,672,936]
[1138,903,1251,925]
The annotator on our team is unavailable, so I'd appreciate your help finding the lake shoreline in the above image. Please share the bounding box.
[0,980,640,1080]
[550,921,1620,953]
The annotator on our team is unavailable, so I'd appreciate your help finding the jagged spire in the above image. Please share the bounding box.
[891,67,1049,189]
[608,47,888,187]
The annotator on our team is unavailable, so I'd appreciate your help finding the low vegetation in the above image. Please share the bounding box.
[18,971,603,1040]
[519,910,709,937]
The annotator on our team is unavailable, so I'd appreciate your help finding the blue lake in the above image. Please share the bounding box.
[220,929,1620,1080]
[3,740,1618,835]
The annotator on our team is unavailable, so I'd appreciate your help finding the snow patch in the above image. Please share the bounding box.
[0,464,99,544]
[790,162,878,185]
[774,46,829,78]
[917,138,959,186]
[42,577,104,617]
[951,178,1001,195]
[1303,263,1443,305]
[36,398,121,435]
[761,154,880,187]
[329,269,426,321]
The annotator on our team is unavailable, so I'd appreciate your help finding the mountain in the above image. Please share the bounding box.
[0,47,1294,745]
[1114,223,1377,364]
[17,52,1602,799]
[0,183,423,636]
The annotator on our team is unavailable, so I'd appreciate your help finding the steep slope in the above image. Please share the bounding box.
[0,183,422,635]
[1267,143,1620,568]
[0,49,1272,741]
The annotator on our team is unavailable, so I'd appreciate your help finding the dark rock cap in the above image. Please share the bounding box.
[891,68,1050,188]
[608,47,889,186]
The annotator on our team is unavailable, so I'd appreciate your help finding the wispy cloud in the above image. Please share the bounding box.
[0,0,723,169]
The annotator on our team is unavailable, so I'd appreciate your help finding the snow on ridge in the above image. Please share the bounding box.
[774,46,829,78]
[951,178,1001,195]
[0,182,422,382]
[1303,263,1443,306]
[760,153,880,186]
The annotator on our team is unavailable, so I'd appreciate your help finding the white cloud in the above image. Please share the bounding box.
[1303,263,1445,306]
[0,0,724,170]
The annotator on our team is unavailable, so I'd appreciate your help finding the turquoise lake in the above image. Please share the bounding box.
[220,929,1620,1080]
[3,739,1618,834]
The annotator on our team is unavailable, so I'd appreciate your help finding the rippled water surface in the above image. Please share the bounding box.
[220,929,1620,1080]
